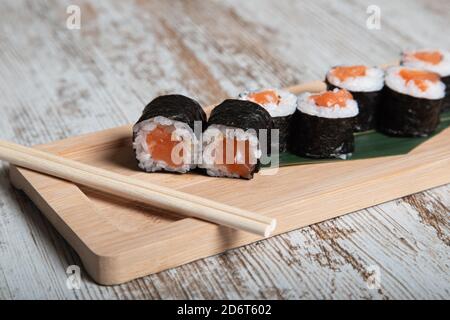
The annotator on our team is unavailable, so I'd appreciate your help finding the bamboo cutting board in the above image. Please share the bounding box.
[9,103,450,285]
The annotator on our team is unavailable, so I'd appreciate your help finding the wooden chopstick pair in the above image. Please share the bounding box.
[0,139,276,237]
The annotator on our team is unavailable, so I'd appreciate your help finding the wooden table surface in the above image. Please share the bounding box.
[0,0,449,300]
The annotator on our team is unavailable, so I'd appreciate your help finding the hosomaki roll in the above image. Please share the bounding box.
[200,99,273,179]
[325,65,384,132]
[401,49,450,112]
[288,89,358,159]
[380,67,445,137]
[133,94,206,173]
[238,88,297,152]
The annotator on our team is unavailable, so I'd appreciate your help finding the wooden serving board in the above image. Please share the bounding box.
[9,117,450,285]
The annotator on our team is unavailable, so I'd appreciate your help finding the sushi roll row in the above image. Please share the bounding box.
[133,95,272,180]
[238,87,359,160]
[245,59,447,160]
[132,49,449,180]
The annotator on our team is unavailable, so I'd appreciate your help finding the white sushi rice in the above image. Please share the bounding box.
[200,124,261,179]
[326,66,385,92]
[401,49,450,77]
[385,66,446,100]
[132,116,198,173]
[238,88,298,117]
[297,89,359,119]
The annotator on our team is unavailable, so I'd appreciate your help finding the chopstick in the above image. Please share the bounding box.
[6,140,276,230]
[0,140,276,237]
[286,80,327,95]
[0,139,275,229]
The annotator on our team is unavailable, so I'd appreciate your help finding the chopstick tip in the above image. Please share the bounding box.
[264,218,277,238]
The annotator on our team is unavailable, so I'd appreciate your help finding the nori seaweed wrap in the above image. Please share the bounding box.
[135,94,206,130]
[326,66,384,132]
[289,111,355,158]
[208,99,273,133]
[380,67,445,137]
[442,75,450,112]
[200,99,273,179]
[378,87,443,137]
[133,94,206,173]
[271,116,292,152]
[238,89,297,152]
[326,81,383,132]
[288,89,358,159]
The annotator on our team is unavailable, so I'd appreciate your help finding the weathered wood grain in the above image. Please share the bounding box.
[0,0,448,299]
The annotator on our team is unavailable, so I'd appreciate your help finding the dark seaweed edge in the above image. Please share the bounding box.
[378,86,443,137]
[441,75,450,112]
[325,79,383,132]
[135,94,207,130]
[287,109,355,159]
[271,115,291,153]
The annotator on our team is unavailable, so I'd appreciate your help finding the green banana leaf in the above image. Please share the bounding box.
[275,111,450,167]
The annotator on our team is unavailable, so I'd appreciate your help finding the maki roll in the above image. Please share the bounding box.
[325,65,384,131]
[238,88,297,152]
[380,67,445,137]
[288,89,358,159]
[133,94,206,173]
[200,99,273,179]
[401,49,450,112]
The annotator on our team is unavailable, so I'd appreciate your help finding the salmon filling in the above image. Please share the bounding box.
[399,69,440,92]
[331,66,367,81]
[214,138,254,177]
[248,90,280,105]
[411,51,443,65]
[310,89,353,108]
[146,125,185,168]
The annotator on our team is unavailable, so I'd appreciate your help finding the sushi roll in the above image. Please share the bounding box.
[200,99,273,179]
[325,65,384,131]
[238,88,297,152]
[380,67,445,137]
[401,49,450,112]
[133,94,206,173]
[288,89,358,159]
